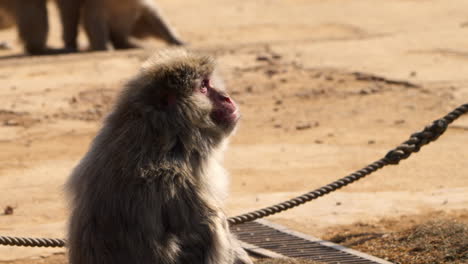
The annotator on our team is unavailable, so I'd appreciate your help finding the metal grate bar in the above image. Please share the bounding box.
[233,220,393,264]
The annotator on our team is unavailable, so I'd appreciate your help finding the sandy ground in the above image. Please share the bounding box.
[0,0,467,261]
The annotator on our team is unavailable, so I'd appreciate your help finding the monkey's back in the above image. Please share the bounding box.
[67,122,231,263]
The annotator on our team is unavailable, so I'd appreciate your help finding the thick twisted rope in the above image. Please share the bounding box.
[0,236,65,248]
[1,103,467,247]
[228,103,468,225]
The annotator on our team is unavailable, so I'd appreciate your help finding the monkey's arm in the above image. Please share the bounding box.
[141,167,222,263]
[56,0,81,51]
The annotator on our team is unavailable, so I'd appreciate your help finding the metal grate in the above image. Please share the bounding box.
[233,220,393,264]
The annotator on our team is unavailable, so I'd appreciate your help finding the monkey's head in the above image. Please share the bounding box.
[116,49,239,149]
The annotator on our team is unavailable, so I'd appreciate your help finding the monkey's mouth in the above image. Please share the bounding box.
[229,110,241,123]
[212,109,240,126]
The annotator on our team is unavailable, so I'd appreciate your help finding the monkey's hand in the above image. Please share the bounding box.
[231,237,254,264]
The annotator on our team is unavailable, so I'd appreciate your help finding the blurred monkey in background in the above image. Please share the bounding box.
[0,0,184,54]
[78,0,185,50]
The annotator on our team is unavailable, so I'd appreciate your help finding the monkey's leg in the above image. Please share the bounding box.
[233,244,254,264]
[0,0,15,30]
[82,0,109,51]
[56,0,80,51]
[13,0,48,54]
[138,1,185,46]
[109,24,140,50]
[108,9,140,50]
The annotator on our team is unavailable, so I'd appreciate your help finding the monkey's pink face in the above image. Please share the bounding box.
[198,78,239,128]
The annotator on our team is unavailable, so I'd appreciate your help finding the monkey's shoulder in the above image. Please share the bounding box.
[137,165,194,185]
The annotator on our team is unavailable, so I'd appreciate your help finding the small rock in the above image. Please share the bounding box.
[359,89,369,95]
[245,86,253,93]
[368,140,375,145]
[4,119,19,126]
[0,41,11,50]
[394,119,405,125]
[256,55,270,62]
[314,140,323,144]
[265,69,278,77]
[275,100,283,105]
[296,123,311,130]
[409,247,424,253]
[3,206,14,215]
[272,54,282,60]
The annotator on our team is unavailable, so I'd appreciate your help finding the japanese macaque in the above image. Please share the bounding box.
[0,0,183,54]
[66,49,252,264]
[78,0,185,50]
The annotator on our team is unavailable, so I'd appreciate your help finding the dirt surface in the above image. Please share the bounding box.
[0,0,467,262]
[325,210,468,264]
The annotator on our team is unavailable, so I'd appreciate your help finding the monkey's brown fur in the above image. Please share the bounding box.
[79,0,184,50]
[0,0,183,54]
[0,2,14,29]
[0,0,78,54]
[66,49,252,264]
[0,0,50,54]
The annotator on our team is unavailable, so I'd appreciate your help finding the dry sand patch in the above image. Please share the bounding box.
[0,0,467,262]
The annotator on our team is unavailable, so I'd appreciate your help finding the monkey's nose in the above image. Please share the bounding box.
[221,95,232,104]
